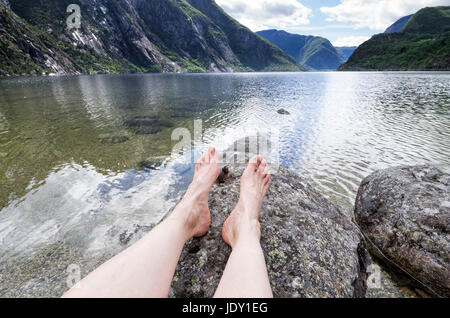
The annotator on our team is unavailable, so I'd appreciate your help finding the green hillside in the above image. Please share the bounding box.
[339,6,450,71]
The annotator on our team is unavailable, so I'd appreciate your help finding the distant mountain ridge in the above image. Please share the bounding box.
[335,46,357,62]
[339,6,450,71]
[0,0,301,76]
[257,29,355,70]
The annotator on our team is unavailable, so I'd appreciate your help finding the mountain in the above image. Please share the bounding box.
[384,14,413,33]
[335,46,357,61]
[0,3,85,75]
[0,0,301,76]
[339,6,450,71]
[257,29,346,70]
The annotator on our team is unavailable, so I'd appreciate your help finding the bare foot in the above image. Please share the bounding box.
[170,147,221,239]
[222,155,271,248]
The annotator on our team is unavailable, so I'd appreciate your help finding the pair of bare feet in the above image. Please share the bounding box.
[170,147,271,248]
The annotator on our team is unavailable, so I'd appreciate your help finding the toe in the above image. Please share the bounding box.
[195,152,206,171]
[257,159,268,175]
[247,155,263,172]
[195,160,202,172]
[210,147,219,164]
[198,151,206,164]
[204,148,212,164]
[263,164,270,176]
[264,178,271,193]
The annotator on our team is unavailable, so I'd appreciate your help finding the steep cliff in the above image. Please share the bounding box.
[0,4,79,75]
[1,0,301,75]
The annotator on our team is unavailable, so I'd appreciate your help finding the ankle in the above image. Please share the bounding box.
[231,218,261,248]
[167,201,198,241]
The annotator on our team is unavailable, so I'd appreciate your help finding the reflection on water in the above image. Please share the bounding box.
[0,72,449,297]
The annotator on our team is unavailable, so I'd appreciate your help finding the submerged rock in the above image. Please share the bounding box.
[171,165,368,298]
[124,116,159,128]
[355,165,450,297]
[97,133,130,144]
[124,116,174,135]
[138,156,167,171]
[277,108,290,115]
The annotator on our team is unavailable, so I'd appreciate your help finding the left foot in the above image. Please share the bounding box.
[169,147,221,239]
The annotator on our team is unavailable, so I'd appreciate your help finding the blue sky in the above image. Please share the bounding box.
[216,0,450,46]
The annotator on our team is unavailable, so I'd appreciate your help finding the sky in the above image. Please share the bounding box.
[215,0,450,47]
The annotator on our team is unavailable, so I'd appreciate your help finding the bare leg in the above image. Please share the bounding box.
[62,147,220,298]
[214,155,273,298]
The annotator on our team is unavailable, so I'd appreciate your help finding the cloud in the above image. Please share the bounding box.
[321,0,450,30]
[332,36,370,47]
[216,0,312,31]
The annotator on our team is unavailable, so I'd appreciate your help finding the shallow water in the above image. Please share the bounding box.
[0,72,449,297]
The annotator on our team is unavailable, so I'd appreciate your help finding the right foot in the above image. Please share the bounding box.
[222,155,271,248]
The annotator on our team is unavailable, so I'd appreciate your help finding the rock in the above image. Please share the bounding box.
[216,166,230,184]
[170,165,368,298]
[124,116,159,128]
[124,116,173,135]
[277,108,290,115]
[0,0,10,9]
[97,133,130,144]
[355,165,450,297]
[138,156,167,171]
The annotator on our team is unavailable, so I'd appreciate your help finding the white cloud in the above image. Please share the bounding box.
[332,36,370,47]
[216,0,312,31]
[321,0,450,30]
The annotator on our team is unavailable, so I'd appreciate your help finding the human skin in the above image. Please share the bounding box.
[62,148,272,298]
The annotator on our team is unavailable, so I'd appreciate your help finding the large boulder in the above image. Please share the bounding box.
[170,166,369,298]
[355,165,450,297]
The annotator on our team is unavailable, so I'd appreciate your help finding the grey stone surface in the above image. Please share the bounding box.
[355,165,450,297]
[171,165,368,298]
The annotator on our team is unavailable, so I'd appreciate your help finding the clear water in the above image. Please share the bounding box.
[0,72,449,297]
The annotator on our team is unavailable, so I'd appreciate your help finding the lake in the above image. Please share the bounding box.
[0,72,449,297]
